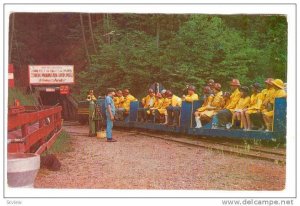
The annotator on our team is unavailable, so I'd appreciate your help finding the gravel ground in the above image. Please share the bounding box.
[34,125,285,190]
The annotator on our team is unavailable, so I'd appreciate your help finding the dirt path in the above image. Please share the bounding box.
[34,124,285,190]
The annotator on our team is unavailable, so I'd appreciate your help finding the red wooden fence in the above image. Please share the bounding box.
[8,106,62,155]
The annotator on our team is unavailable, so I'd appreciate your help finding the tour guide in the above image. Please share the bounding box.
[105,88,117,142]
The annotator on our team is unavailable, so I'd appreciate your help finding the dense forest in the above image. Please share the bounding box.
[9,13,287,99]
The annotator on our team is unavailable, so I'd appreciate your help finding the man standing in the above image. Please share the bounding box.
[105,88,117,142]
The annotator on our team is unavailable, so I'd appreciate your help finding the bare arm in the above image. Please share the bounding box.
[107,104,114,121]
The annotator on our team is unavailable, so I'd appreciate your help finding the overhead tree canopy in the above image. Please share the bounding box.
[9,13,287,99]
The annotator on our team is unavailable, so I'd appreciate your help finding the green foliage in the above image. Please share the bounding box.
[8,88,36,106]
[70,14,289,98]
[45,130,73,154]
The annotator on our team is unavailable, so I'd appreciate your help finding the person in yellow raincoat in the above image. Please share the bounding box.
[113,90,124,108]
[214,79,241,128]
[154,90,171,124]
[115,89,137,120]
[121,89,137,112]
[165,90,182,126]
[86,89,97,101]
[262,79,287,131]
[195,86,214,114]
[241,83,264,131]
[195,83,223,128]
[211,91,231,129]
[182,85,199,102]
[148,93,164,122]
[232,86,250,129]
[261,78,276,114]
[137,89,155,122]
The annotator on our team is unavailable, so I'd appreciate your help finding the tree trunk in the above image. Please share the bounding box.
[80,13,91,66]
[156,20,160,49]
[106,14,111,45]
[88,13,97,53]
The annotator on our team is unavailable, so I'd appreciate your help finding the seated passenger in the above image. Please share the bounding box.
[115,89,137,120]
[211,91,231,129]
[113,90,124,108]
[231,86,250,129]
[166,91,182,126]
[241,83,264,131]
[262,79,287,131]
[148,93,164,122]
[261,78,275,113]
[207,79,215,90]
[154,90,171,124]
[137,89,155,122]
[194,83,223,128]
[161,89,167,98]
[182,85,199,102]
[214,79,241,129]
[86,89,97,101]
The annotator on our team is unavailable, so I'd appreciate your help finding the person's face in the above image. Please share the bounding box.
[89,90,94,94]
[149,91,155,97]
[124,92,129,97]
[240,91,245,97]
[188,89,194,95]
[230,85,237,91]
[111,91,116,96]
[117,91,122,97]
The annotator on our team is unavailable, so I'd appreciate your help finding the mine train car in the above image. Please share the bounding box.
[90,97,286,141]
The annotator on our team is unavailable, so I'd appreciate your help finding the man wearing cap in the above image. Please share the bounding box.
[105,88,117,142]
[138,89,155,122]
[263,79,287,131]
[165,91,182,126]
[261,78,276,114]
[214,79,241,128]
[182,85,199,102]
[241,83,264,130]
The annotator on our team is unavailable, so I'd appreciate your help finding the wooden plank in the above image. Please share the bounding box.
[8,106,62,130]
[35,129,62,155]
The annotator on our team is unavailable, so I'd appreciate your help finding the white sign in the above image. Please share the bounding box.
[29,65,74,85]
[8,73,14,80]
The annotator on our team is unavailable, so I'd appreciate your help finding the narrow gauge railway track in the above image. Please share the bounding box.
[63,121,286,164]
[128,130,286,164]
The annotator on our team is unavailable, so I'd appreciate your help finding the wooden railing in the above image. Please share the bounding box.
[8,106,62,155]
